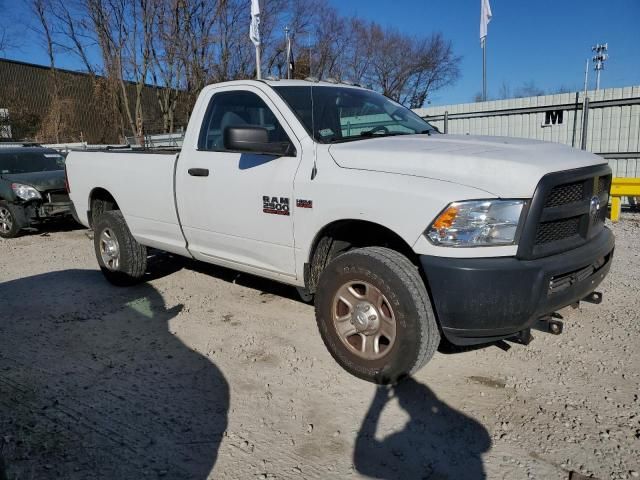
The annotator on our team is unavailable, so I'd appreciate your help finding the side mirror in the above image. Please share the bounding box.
[223,126,295,156]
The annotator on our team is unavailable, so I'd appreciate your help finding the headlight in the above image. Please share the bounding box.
[426,200,526,247]
[11,183,42,201]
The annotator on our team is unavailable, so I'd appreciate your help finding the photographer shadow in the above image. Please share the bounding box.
[354,377,491,480]
[0,269,228,479]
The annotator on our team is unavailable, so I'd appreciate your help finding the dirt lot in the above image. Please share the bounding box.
[1,215,639,480]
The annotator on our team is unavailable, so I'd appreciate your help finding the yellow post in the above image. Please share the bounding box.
[609,177,640,222]
[610,196,621,222]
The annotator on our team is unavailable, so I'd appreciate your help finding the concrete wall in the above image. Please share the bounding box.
[415,86,640,178]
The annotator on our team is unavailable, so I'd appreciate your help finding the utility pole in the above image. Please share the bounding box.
[482,38,487,101]
[479,0,492,102]
[592,43,608,90]
[308,32,312,78]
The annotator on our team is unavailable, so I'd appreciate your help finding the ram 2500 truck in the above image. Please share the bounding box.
[65,80,614,383]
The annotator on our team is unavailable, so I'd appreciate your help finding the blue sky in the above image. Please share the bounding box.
[332,0,640,104]
[2,0,639,105]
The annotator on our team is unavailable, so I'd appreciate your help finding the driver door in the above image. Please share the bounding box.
[175,87,301,278]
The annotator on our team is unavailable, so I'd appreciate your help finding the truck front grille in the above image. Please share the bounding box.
[544,182,584,208]
[517,165,612,260]
[535,217,581,244]
[597,176,611,195]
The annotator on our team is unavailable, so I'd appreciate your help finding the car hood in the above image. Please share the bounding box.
[1,170,66,192]
[328,134,607,197]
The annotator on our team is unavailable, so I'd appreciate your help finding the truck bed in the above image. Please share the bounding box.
[66,150,189,256]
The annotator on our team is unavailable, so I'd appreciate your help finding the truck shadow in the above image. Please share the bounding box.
[354,377,491,480]
[184,259,303,303]
[0,270,229,480]
[179,259,505,354]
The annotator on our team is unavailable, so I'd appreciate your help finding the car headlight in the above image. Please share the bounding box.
[11,183,42,201]
[426,199,526,247]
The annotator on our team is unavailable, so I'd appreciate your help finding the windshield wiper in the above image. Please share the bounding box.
[359,131,409,138]
[326,131,411,144]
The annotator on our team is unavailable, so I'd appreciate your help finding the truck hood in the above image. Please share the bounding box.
[0,170,65,192]
[328,134,606,197]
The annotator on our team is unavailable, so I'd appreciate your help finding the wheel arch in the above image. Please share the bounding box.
[88,187,120,228]
[305,219,420,294]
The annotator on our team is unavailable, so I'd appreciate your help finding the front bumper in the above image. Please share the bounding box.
[421,228,615,345]
[22,201,73,225]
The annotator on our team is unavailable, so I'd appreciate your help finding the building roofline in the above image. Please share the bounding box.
[0,56,162,90]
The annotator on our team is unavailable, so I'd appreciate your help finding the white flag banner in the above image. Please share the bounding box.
[250,0,261,47]
[480,0,492,46]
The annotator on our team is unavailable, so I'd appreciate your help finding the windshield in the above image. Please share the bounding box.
[273,85,437,144]
[0,151,65,175]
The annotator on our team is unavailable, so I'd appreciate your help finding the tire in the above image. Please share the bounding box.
[0,201,23,239]
[93,210,147,286]
[90,198,113,227]
[315,247,440,384]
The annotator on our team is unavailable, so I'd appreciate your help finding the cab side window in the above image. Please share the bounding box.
[198,91,290,151]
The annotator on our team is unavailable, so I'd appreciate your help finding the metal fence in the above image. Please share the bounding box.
[415,86,640,178]
[0,109,10,138]
[125,132,185,148]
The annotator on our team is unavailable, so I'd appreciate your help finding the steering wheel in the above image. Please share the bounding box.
[368,125,389,135]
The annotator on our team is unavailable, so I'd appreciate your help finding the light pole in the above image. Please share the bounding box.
[592,43,608,91]
[285,26,292,79]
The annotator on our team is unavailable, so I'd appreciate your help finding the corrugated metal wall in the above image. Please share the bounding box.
[415,86,640,178]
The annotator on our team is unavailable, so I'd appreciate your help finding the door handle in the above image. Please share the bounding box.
[188,168,209,177]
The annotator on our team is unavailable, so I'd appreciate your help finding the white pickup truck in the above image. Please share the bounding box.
[66,79,614,383]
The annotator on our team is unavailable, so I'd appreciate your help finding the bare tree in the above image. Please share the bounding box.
[0,0,15,54]
[82,0,158,143]
[15,0,463,142]
[514,80,545,98]
[342,18,374,83]
[0,25,8,54]
[311,5,347,79]
[150,0,184,133]
[31,0,64,142]
[497,81,511,100]
[50,0,96,74]
[401,33,460,108]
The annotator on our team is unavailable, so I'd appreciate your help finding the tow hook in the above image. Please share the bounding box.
[534,313,564,335]
[582,291,603,304]
[507,328,534,345]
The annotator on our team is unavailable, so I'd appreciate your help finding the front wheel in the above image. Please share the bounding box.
[94,210,147,286]
[315,247,440,384]
[0,202,23,239]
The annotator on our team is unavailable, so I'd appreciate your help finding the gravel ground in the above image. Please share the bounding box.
[0,215,638,480]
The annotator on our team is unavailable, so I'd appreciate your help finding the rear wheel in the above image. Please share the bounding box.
[0,202,22,239]
[94,210,147,286]
[315,247,440,384]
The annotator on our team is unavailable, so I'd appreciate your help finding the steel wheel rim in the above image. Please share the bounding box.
[99,228,120,271]
[0,207,13,234]
[332,280,397,360]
